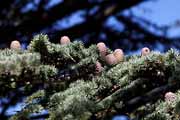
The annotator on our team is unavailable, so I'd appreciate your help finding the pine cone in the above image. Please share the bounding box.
[141,47,150,56]
[95,61,103,74]
[165,92,177,102]
[60,36,71,45]
[105,54,117,65]
[113,49,124,62]
[10,40,21,50]
[97,42,107,58]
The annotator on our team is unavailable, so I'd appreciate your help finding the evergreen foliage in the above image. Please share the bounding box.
[0,34,180,120]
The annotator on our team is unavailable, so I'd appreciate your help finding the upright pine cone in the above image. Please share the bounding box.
[141,47,150,56]
[113,49,124,62]
[95,61,103,74]
[60,36,71,45]
[10,40,21,50]
[105,53,117,65]
[97,42,107,58]
[165,92,177,102]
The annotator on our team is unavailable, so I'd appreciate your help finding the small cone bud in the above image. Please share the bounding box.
[95,61,103,74]
[97,42,107,57]
[141,47,150,56]
[105,54,117,65]
[165,92,177,102]
[10,40,21,50]
[60,36,70,45]
[113,49,124,62]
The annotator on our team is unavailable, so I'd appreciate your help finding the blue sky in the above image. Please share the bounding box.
[134,0,180,25]
[21,0,180,40]
[51,0,180,39]
[132,0,180,38]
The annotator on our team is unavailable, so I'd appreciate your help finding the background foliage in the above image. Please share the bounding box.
[0,0,179,51]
